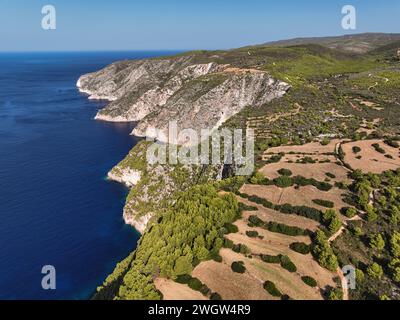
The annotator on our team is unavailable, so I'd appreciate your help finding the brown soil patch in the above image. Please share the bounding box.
[237,196,320,231]
[342,139,400,174]
[154,278,207,300]
[259,160,351,184]
[240,184,350,213]
[226,223,336,299]
[265,140,343,155]
[192,255,274,300]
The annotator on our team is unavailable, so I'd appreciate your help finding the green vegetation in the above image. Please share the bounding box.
[312,199,334,208]
[273,175,294,188]
[246,230,259,238]
[278,168,293,176]
[367,263,384,279]
[372,143,386,154]
[312,230,339,271]
[232,243,251,255]
[327,287,343,300]
[289,242,311,255]
[264,221,308,237]
[224,223,239,234]
[96,38,400,300]
[301,276,318,287]
[325,172,336,179]
[231,261,246,274]
[238,192,323,222]
[369,234,386,253]
[259,254,296,272]
[352,146,361,154]
[280,255,297,273]
[94,185,239,300]
[323,209,342,235]
[332,169,400,299]
[260,254,282,264]
[342,207,357,218]
[247,214,308,236]
[263,281,282,297]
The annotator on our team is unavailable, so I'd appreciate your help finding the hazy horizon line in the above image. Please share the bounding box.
[2,31,400,54]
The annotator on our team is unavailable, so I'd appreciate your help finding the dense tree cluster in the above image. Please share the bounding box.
[312,230,339,271]
[100,185,239,300]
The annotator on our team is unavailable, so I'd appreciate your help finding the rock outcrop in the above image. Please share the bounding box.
[77,54,290,140]
[78,52,290,232]
[107,141,222,233]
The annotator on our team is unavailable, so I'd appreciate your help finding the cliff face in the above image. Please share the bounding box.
[78,52,290,232]
[77,54,290,140]
[107,141,222,233]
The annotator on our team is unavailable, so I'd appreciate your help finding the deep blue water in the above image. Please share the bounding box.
[0,51,175,300]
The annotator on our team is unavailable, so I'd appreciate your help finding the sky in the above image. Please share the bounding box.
[0,0,399,51]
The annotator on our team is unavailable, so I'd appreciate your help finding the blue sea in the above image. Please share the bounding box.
[0,51,175,300]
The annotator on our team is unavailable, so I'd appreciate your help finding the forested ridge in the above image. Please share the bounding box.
[94,185,239,299]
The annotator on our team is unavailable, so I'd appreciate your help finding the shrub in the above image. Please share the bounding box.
[238,203,258,212]
[384,139,400,148]
[278,203,322,222]
[261,254,281,264]
[188,277,203,291]
[301,276,317,287]
[312,230,339,271]
[274,175,294,188]
[369,234,385,252]
[224,223,239,234]
[280,255,297,272]
[312,199,334,208]
[263,281,282,297]
[246,230,259,238]
[292,176,332,191]
[323,209,341,234]
[372,143,386,154]
[211,253,223,263]
[175,274,192,284]
[290,242,311,255]
[265,153,283,164]
[200,284,211,296]
[278,168,293,176]
[342,207,357,218]
[352,146,361,154]
[231,261,246,274]
[325,172,336,179]
[327,287,343,300]
[210,292,222,300]
[321,138,330,146]
[223,238,234,249]
[264,221,307,236]
[298,156,316,164]
[248,215,264,227]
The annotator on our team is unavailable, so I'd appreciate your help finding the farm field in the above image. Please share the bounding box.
[154,278,207,300]
[341,139,400,173]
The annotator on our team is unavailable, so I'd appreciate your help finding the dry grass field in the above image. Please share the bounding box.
[240,184,350,213]
[154,278,207,300]
[265,139,342,155]
[341,139,400,173]
[259,159,351,183]
[238,196,320,231]
[192,253,274,300]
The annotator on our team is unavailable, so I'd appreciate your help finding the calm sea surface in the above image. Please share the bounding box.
[0,51,176,299]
